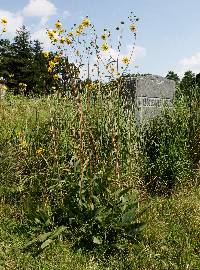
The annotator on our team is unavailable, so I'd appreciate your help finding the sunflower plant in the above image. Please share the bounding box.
[22,12,144,255]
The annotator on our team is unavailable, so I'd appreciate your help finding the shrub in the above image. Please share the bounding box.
[140,95,200,195]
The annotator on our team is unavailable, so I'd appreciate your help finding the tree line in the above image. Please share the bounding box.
[166,70,200,99]
[1,25,200,97]
[0,25,76,96]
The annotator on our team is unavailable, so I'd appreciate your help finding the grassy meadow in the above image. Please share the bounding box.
[1,90,200,269]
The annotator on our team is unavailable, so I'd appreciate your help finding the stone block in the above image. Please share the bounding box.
[124,75,176,122]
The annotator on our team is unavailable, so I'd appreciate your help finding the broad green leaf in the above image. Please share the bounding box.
[38,232,51,242]
[23,238,38,249]
[126,222,146,233]
[121,209,136,225]
[50,226,67,239]
[93,236,102,245]
[41,239,54,249]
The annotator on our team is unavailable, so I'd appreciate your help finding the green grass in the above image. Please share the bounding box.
[0,203,97,270]
[1,188,200,269]
[1,95,200,269]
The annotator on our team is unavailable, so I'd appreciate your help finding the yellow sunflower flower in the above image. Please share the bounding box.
[47,30,54,39]
[82,17,90,28]
[66,37,72,45]
[54,55,60,62]
[122,56,129,65]
[48,67,53,73]
[76,29,81,36]
[130,24,137,33]
[49,60,56,68]
[16,131,23,138]
[36,147,45,156]
[60,37,65,44]
[53,74,59,80]
[43,51,50,58]
[53,37,58,43]
[55,20,62,29]
[79,24,84,31]
[101,34,107,41]
[59,29,64,34]
[68,31,74,37]
[76,24,84,36]
[1,18,7,24]
[101,43,109,52]
[20,140,27,147]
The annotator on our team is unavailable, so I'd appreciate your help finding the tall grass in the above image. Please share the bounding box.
[0,87,144,252]
[141,92,200,194]
[2,86,200,270]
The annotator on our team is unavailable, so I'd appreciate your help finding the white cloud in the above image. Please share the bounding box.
[23,0,57,18]
[177,52,200,77]
[130,45,146,59]
[96,45,146,67]
[31,28,52,50]
[63,10,70,18]
[22,0,58,49]
[78,44,146,80]
[0,9,23,36]
[39,17,49,26]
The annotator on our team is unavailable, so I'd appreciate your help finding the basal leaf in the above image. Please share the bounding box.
[93,236,102,245]
[41,239,54,249]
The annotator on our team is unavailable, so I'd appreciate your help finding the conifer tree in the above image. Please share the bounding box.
[0,38,12,79]
[10,25,34,94]
[166,71,180,85]
[0,25,79,96]
[180,70,196,99]
[32,40,53,95]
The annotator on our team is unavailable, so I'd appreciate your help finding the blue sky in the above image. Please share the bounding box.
[0,0,200,77]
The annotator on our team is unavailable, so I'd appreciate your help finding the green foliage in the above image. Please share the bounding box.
[62,188,144,251]
[0,26,50,95]
[0,26,78,96]
[1,86,200,267]
[0,89,143,254]
[24,188,145,253]
[196,72,200,88]
[6,26,35,94]
[24,226,67,252]
[179,70,196,99]
[1,188,200,269]
[166,70,180,85]
[141,93,200,194]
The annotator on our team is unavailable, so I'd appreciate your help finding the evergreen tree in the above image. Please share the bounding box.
[166,71,180,85]
[31,40,53,95]
[180,70,196,99]
[0,25,79,96]
[10,25,34,94]
[196,73,200,89]
[0,38,12,79]
[58,56,80,95]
